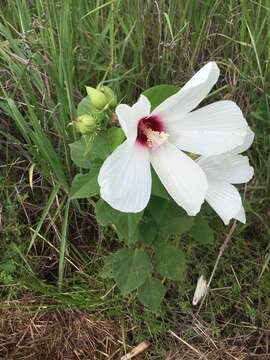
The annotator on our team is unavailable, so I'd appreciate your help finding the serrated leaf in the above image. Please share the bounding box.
[70,161,101,199]
[77,96,94,116]
[148,197,194,235]
[154,243,186,280]
[143,85,178,110]
[112,248,152,295]
[69,135,93,168]
[138,276,166,311]
[190,217,214,245]
[139,220,158,245]
[95,200,143,245]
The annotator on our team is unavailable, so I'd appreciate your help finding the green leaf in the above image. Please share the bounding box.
[151,169,170,200]
[108,127,125,152]
[91,131,110,160]
[117,215,142,245]
[143,84,178,110]
[138,276,166,311]
[95,200,115,226]
[190,217,214,245]
[91,127,124,161]
[154,243,186,280]
[69,135,93,168]
[139,220,158,245]
[148,197,194,235]
[95,200,143,245]
[112,248,152,295]
[101,253,115,279]
[77,96,94,116]
[70,161,101,199]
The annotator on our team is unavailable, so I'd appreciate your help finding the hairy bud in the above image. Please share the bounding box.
[74,114,96,134]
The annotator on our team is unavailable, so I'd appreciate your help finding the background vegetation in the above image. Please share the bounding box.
[0,0,269,358]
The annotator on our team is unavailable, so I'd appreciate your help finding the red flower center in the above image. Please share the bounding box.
[136,115,165,147]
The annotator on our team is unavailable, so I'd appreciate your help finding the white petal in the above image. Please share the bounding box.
[197,153,254,184]
[206,180,242,225]
[231,126,255,154]
[152,62,220,122]
[98,140,151,213]
[192,275,208,306]
[168,101,248,155]
[116,95,151,144]
[150,142,208,216]
[234,206,246,224]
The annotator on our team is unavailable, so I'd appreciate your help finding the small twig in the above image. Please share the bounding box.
[192,318,218,350]
[169,330,206,359]
[197,221,237,313]
[120,341,150,360]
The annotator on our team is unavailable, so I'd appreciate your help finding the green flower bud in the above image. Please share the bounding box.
[98,85,117,108]
[86,85,118,110]
[74,114,96,135]
[86,86,108,110]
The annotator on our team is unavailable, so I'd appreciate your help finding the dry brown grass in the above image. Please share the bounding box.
[0,296,269,360]
[166,314,270,360]
[0,296,121,360]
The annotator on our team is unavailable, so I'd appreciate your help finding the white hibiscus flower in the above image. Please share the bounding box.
[98,62,249,214]
[196,128,254,224]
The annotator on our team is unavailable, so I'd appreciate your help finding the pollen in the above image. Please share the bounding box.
[137,115,169,148]
[145,129,169,148]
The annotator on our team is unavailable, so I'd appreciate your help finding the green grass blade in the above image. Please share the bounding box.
[27,183,61,253]
[58,197,70,291]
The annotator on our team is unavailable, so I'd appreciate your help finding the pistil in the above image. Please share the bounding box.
[137,116,169,148]
[143,127,169,148]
